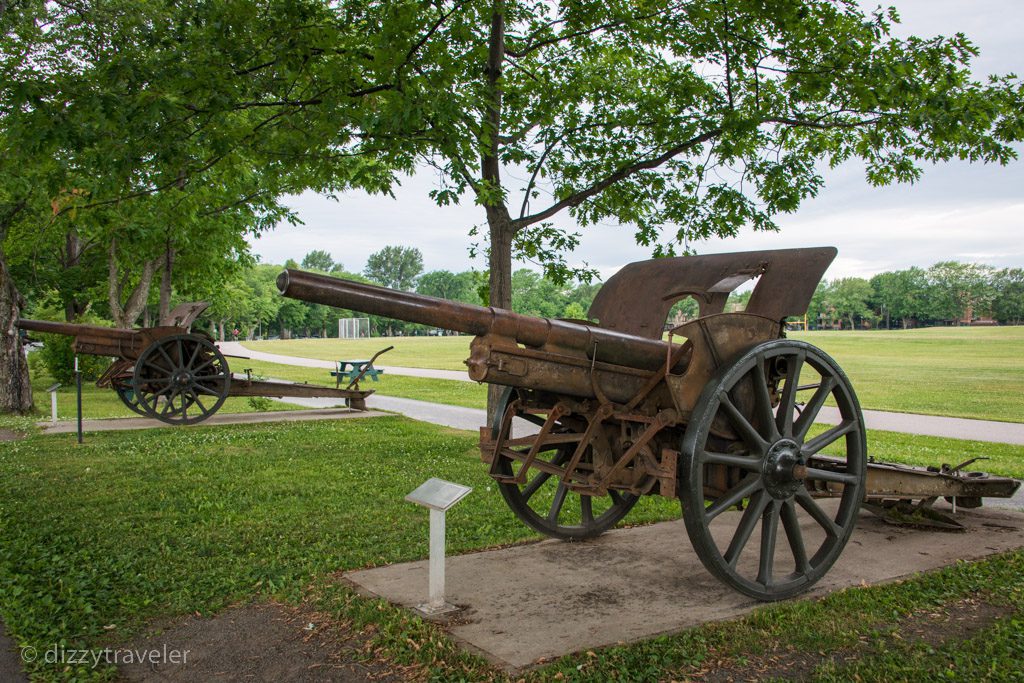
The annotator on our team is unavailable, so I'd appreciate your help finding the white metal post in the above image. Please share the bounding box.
[50,390,58,423]
[429,508,446,610]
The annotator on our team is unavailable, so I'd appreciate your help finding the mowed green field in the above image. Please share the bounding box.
[245,335,472,370]
[246,326,1024,422]
[789,327,1023,423]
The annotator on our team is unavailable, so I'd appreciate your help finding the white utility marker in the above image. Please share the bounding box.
[46,383,61,423]
[405,478,472,616]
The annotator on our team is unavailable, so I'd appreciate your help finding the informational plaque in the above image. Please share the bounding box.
[405,478,473,511]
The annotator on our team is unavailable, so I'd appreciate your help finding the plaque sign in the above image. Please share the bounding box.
[405,478,472,616]
[405,478,472,511]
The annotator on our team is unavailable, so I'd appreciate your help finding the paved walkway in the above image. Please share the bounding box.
[219,341,468,382]
[222,342,1024,446]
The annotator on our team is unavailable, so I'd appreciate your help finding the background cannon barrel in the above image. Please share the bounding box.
[277,269,679,373]
[17,318,144,358]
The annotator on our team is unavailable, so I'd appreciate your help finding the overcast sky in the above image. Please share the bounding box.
[249,1,1024,282]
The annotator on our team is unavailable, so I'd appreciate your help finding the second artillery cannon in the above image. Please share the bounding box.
[17,302,381,426]
[278,247,1019,601]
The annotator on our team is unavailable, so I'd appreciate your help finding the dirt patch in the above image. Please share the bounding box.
[118,602,418,682]
[683,595,1014,682]
[0,428,24,441]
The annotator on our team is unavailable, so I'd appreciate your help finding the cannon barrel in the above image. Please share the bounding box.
[17,318,137,339]
[17,318,144,358]
[277,269,679,374]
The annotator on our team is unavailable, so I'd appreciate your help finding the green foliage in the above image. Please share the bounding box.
[415,270,476,303]
[993,268,1024,324]
[870,267,930,328]
[825,277,874,330]
[927,261,997,321]
[300,250,341,273]
[363,246,424,291]
[34,334,110,384]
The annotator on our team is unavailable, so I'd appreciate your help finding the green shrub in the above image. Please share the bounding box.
[35,333,110,384]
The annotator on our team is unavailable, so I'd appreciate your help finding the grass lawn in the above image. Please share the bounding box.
[1,416,1023,680]
[243,335,472,371]
[247,326,1024,422]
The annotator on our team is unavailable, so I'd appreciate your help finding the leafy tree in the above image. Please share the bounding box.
[364,246,424,291]
[870,267,929,329]
[416,270,476,303]
[993,268,1024,325]
[926,262,996,323]
[511,269,565,318]
[826,278,873,330]
[368,0,1024,322]
[301,250,340,273]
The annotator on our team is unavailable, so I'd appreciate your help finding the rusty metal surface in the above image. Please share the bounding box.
[278,269,683,373]
[588,247,836,338]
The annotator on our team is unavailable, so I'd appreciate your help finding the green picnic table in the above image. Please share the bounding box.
[331,345,394,389]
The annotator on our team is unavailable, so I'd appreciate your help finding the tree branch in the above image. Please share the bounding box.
[514,127,724,228]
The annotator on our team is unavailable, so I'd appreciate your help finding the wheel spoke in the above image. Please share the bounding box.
[581,495,594,525]
[705,474,762,521]
[793,376,836,441]
[187,340,202,369]
[718,392,768,453]
[191,391,208,415]
[724,490,769,567]
[547,483,569,522]
[795,488,841,538]
[702,450,762,471]
[521,470,552,501]
[757,500,780,587]
[802,419,858,456]
[750,360,780,441]
[781,500,810,574]
[193,384,222,397]
[775,351,805,437]
[157,343,177,369]
[803,467,859,486]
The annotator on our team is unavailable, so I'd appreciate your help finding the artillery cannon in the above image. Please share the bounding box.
[18,302,376,426]
[278,247,1019,600]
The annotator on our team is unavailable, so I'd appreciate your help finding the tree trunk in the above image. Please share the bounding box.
[108,238,159,328]
[62,230,89,322]
[486,209,515,420]
[218,320,225,342]
[158,245,175,324]
[0,250,33,414]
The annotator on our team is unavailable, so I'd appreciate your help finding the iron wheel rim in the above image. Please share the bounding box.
[680,339,866,601]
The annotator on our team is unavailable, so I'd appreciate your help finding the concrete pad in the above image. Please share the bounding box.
[346,503,1024,671]
[38,408,387,434]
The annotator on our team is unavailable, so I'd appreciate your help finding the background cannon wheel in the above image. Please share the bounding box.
[114,382,148,417]
[132,334,231,425]
[680,339,866,601]
[491,388,639,540]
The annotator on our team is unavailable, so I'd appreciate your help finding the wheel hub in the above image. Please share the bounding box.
[762,438,806,499]
[173,370,193,386]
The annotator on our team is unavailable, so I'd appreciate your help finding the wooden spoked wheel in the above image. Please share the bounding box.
[131,334,231,425]
[680,339,866,601]
[113,380,148,417]
[491,388,639,540]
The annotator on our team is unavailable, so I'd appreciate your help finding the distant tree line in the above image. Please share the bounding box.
[806,262,1024,330]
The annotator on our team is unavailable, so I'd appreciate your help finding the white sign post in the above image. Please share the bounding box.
[405,478,472,616]
[46,383,61,423]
